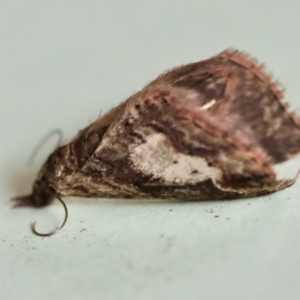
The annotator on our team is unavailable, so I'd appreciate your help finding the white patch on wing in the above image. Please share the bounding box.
[130,133,221,185]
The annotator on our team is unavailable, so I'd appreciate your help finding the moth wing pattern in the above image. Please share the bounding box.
[73,48,300,200]
[156,49,300,163]
[19,49,300,206]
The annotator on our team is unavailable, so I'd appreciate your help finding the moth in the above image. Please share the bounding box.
[13,49,300,236]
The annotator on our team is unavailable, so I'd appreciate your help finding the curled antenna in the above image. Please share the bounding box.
[31,194,68,237]
[28,129,63,166]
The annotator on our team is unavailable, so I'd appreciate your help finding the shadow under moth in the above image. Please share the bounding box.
[13,49,300,236]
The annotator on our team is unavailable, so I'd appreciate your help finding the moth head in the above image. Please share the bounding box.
[30,145,70,207]
[12,145,70,236]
